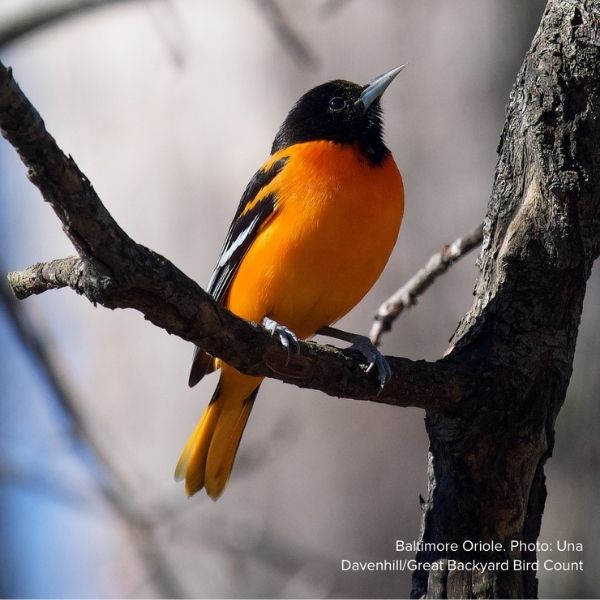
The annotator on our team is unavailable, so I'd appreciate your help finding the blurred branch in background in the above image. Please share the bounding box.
[319,0,353,17]
[0,0,317,70]
[144,0,188,69]
[0,457,90,507]
[370,222,484,345]
[253,0,317,67]
[0,275,186,598]
[0,0,130,47]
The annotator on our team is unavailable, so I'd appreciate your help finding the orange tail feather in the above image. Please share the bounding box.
[175,366,262,499]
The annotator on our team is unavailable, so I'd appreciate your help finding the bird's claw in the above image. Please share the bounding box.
[262,317,300,363]
[315,326,391,392]
[348,335,391,391]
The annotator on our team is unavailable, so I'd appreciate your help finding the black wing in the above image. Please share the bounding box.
[189,156,289,387]
[207,156,289,303]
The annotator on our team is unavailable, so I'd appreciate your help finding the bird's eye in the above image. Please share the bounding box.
[328,97,346,112]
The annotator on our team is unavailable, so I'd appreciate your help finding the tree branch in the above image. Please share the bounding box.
[8,257,84,298]
[369,223,483,345]
[0,58,471,416]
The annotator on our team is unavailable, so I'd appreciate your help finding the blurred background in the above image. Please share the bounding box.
[0,0,598,598]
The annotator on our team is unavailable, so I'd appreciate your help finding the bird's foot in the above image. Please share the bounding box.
[262,317,300,362]
[317,326,391,391]
[349,335,392,390]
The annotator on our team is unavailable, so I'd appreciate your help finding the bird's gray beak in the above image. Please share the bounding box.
[357,64,406,111]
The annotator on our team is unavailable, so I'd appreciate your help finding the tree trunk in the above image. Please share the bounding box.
[412,1,600,598]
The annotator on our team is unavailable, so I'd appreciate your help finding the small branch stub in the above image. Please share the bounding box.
[8,256,84,299]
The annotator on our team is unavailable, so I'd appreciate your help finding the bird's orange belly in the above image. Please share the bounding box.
[225,143,404,339]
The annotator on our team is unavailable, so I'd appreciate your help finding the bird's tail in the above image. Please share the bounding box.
[175,364,262,499]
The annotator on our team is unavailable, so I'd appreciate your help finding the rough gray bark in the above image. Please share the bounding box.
[412,1,600,598]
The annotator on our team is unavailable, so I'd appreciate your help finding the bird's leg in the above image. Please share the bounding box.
[262,317,300,363]
[316,325,391,390]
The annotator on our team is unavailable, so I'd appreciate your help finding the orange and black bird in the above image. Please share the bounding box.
[175,66,405,499]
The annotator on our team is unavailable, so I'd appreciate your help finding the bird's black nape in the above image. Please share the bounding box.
[271,79,390,166]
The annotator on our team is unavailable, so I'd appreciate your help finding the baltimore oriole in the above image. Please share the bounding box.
[175,66,405,499]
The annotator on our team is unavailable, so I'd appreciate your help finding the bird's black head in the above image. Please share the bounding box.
[271,66,405,166]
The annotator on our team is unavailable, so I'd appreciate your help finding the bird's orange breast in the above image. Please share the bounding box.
[225,140,404,338]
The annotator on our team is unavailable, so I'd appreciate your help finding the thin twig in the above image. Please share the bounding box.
[370,223,484,346]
